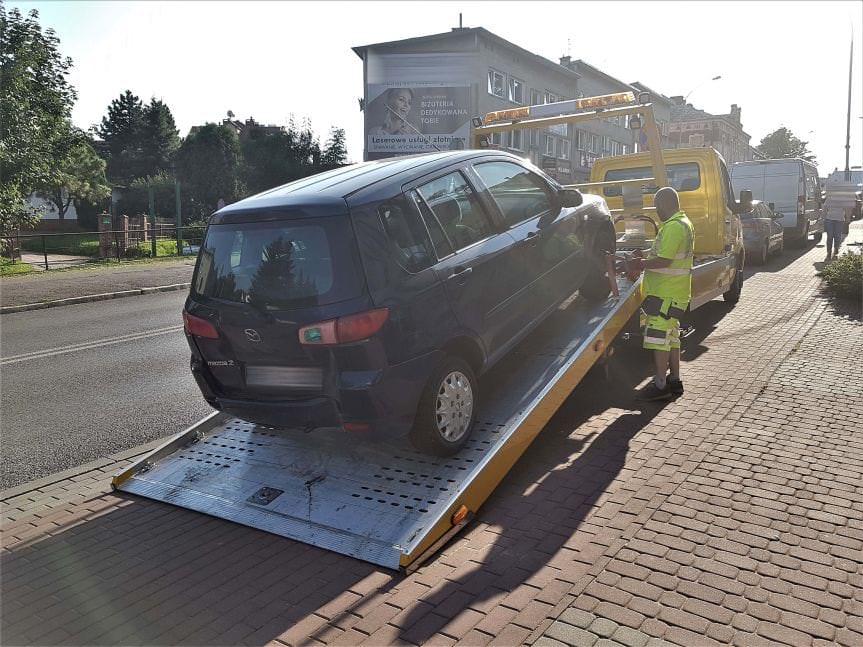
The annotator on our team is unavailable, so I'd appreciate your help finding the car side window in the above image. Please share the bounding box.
[408,190,453,259]
[473,161,553,226]
[417,172,493,251]
[378,196,436,273]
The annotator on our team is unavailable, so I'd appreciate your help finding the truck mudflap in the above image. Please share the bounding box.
[113,278,643,571]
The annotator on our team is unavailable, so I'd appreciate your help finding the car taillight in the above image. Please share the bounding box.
[183,312,219,339]
[798,196,805,215]
[299,308,389,346]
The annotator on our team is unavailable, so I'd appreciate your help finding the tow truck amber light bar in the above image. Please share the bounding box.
[483,91,636,125]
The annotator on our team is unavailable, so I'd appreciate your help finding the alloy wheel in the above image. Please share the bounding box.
[435,371,474,442]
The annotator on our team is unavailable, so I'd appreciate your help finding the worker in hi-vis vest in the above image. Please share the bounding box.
[630,187,694,401]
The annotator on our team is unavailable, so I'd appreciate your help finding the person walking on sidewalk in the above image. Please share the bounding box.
[823,195,847,261]
[630,187,695,401]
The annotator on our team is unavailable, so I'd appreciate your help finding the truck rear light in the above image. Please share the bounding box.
[798,195,805,216]
[183,312,219,339]
[299,308,389,346]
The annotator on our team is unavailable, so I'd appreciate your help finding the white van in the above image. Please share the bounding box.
[731,159,823,247]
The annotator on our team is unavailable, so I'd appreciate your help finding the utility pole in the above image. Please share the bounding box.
[844,36,853,181]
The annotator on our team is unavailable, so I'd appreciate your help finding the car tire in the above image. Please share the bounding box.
[579,226,616,303]
[812,230,823,244]
[723,258,743,304]
[776,237,784,256]
[410,356,477,456]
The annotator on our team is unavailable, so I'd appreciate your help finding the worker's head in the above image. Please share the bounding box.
[654,187,680,221]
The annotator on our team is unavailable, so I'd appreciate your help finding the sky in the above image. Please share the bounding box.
[14,0,863,173]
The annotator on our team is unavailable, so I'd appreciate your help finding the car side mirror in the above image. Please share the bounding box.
[559,188,583,208]
[738,189,753,213]
[772,211,783,219]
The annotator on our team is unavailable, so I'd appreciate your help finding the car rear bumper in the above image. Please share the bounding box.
[190,349,442,440]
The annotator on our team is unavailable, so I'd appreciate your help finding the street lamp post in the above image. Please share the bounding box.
[684,75,722,104]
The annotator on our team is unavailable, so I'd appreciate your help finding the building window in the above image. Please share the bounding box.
[488,69,505,98]
[508,78,524,104]
[492,131,508,148]
[558,138,570,160]
[529,129,539,147]
[576,130,586,151]
[546,135,555,156]
[509,129,524,151]
[530,89,542,106]
[544,91,557,105]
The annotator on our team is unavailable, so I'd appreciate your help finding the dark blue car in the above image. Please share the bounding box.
[183,150,615,455]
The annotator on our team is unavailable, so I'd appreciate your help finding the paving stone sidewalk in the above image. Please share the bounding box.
[0,257,195,309]
[0,227,860,647]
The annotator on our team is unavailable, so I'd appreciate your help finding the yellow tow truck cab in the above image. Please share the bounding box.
[588,148,747,309]
[472,92,749,311]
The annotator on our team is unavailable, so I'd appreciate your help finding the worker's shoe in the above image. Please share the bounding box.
[638,382,673,401]
[668,377,684,396]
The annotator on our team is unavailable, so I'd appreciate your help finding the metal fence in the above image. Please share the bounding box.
[3,225,206,271]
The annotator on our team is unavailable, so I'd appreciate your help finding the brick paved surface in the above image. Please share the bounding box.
[1,228,860,646]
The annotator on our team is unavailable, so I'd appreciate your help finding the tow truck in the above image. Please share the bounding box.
[114,91,745,571]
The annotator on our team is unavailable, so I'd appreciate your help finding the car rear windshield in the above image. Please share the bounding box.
[192,216,363,310]
[603,162,701,196]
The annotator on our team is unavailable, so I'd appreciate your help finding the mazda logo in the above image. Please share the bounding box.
[244,328,262,343]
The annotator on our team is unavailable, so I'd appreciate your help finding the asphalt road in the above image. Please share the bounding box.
[0,291,213,489]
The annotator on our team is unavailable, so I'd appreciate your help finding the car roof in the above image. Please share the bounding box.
[216,150,519,218]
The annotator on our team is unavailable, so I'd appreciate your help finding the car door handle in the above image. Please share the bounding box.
[520,230,540,247]
[449,265,473,284]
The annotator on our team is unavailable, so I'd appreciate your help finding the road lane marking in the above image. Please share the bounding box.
[1,325,185,365]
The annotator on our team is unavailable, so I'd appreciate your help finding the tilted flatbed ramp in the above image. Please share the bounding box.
[113,278,642,570]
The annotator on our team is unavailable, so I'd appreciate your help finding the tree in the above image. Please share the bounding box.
[141,98,180,175]
[34,132,111,220]
[756,127,816,162]
[175,124,243,219]
[240,119,324,194]
[321,127,348,170]
[0,6,77,234]
[98,90,146,182]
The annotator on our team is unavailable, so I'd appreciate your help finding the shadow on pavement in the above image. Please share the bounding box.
[361,344,669,645]
[744,237,818,277]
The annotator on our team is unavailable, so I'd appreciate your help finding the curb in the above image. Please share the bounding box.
[0,282,191,314]
[0,437,166,501]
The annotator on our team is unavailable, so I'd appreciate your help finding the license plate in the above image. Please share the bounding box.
[245,366,323,389]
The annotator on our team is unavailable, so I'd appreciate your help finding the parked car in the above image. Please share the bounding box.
[183,151,616,455]
[741,200,784,265]
[731,158,823,248]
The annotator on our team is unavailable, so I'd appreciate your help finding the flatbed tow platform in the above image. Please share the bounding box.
[113,277,642,571]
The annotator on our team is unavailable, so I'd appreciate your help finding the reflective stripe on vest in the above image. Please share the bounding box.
[644,211,695,301]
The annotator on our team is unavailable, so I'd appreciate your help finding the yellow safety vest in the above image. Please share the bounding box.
[644,211,694,302]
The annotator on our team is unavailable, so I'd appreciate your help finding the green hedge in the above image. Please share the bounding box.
[819,252,862,302]
[19,234,101,257]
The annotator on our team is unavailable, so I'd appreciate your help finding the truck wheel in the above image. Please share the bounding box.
[580,226,616,303]
[723,260,743,304]
[410,357,477,456]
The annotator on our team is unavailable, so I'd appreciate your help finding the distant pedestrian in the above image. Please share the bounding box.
[823,196,846,261]
[216,197,226,211]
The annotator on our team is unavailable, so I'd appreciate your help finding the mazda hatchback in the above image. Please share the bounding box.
[184,151,615,455]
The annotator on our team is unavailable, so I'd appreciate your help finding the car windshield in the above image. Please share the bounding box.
[192,216,363,310]
[603,162,701,196]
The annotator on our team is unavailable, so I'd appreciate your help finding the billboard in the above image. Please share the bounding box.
[364,53,475,158]
[367,85,470,154]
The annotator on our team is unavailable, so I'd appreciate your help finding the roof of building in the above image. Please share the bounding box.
[352,27,581,82]
[566,59,632,92]
[629,81,674,106]
[670,103,715,122]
